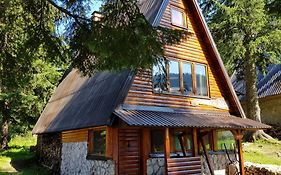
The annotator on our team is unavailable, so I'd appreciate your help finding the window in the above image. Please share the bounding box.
[171,7,187,27]
[89,129,106,157]
[216,130,235,151]
[174,130,193,152]
[152,60,209,97]
[151,130,164,153]
[169,61,180,93]
[195,64,208,96]
[200,133,211,151]
[153,60,167,93]
[182,62,193,95]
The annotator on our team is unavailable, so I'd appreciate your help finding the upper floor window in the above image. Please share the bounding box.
[153,59,209,97]
[171,7,187,28]
[169,60,180,93]
[195,64,208,96]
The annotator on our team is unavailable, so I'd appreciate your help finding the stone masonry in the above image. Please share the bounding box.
[147,158,165,175]
[61,142,115,175]
[201,153,238,175]
[245,162,281,175]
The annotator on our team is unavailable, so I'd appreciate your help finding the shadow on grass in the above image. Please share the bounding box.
[0,147,51,175]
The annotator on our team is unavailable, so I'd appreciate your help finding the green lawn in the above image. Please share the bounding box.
[243,139,281,165]
[0,132,50,175]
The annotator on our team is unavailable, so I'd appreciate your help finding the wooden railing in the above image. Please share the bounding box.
[167,156,202,175]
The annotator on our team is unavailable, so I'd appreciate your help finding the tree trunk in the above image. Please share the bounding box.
[245,54,273,141]
[245,55,260,122]
[1,103,10,150]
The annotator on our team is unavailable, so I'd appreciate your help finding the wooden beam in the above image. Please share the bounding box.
[164,128,171,175]
[192,128,198,156]
[142,128,150,175]
[106,127,113,158]
[199,133,215,175]
[236,130,245,175]
[112,127,119,175]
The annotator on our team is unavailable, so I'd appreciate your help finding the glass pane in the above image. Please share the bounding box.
[174,131,193,152]
[93,130,106,155]
[151,131,164,153]
[200,134,210,152]
[174,133,182,151]
[169,61,180,93]
[171,8,186,27]
[195,64,208,96]
[186,134,193,150]
[217,131,235,151]
[153,59,167,92]
[182,63,193,95]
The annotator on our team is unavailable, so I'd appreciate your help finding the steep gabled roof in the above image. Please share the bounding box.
[33,70,133,134]
[232,64,281,100]
[33,0,248,134]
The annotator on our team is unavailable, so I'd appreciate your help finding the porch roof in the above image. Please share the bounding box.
[114,109,271,130]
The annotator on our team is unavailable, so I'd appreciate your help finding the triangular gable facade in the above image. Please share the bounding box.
[124,0,245,118]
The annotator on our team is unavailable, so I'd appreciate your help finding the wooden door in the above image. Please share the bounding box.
[118,128,142,175]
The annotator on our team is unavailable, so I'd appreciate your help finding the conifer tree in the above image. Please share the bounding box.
[199,0,281,140]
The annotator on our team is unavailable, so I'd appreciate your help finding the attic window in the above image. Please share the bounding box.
[171,7,187,28]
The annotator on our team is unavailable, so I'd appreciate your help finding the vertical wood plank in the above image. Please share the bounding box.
[112,127,119,175]
[164,128,171,175]
[237,130,245,175]
[192,128,198,156]
[106,127,113,157]
[142,128,150,175]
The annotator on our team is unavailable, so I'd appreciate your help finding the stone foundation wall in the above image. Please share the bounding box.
[147,158,165,175]
[245,162,281,175]
[36,133,62,174]
[61,142,115,175]
[201,153,238,175]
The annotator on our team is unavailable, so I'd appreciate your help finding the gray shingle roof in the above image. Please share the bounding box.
[232,64,281,100]
[33,69,133,134]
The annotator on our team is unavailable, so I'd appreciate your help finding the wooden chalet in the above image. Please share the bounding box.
[33,0,270,174]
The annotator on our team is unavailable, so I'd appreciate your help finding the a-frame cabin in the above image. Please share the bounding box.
[33,0,270,174]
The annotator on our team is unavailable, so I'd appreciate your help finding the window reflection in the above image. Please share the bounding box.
[92,130,106,156]
[195,64,208,96]
[182,63,193,95]
[151,130,164,153]
[171,8,186,27]
[153,59,167,92]
[169,61,180,93]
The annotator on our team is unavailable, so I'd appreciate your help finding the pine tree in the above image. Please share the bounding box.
[0,0,68,149]
[199,0,281,140]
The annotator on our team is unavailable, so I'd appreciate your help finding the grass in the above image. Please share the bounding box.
[243,139,281,165]
[0,132,50,175]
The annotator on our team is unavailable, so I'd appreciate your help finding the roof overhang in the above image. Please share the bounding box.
[114,108,271,130]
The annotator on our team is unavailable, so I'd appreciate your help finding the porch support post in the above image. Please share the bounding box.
[164,128,170,175]
[192,128,198,156]
[236,130,245,175]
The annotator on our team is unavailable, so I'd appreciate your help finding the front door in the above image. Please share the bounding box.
[118,128,142,175]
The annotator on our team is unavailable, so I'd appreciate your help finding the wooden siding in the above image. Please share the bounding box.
[62,128,88,143]
[61,126,108,143]
[124,0,228,111]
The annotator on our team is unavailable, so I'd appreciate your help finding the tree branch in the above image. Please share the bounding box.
[46,0,91,23]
